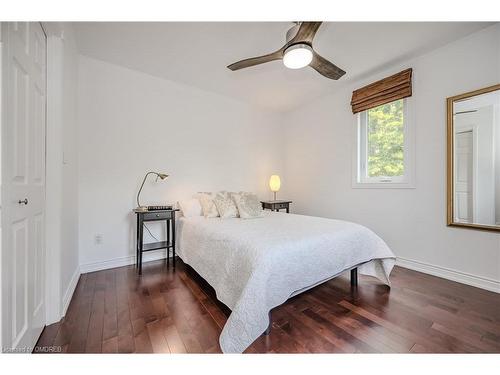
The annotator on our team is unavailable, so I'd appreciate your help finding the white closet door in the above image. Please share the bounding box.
[455,131,473,223]
[1,22,47,351]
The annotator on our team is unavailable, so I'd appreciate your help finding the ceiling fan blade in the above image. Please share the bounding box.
[309,51,346,80]
[290,22,322,44]
[227,49,284,71]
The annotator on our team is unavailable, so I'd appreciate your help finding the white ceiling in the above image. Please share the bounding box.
[73,22,494,112]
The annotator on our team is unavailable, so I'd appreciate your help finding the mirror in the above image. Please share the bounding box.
[447,84,500,232]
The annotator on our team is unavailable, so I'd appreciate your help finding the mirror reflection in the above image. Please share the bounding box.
[451,87,500,229]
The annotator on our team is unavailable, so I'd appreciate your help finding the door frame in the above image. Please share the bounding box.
[43,22,64,326]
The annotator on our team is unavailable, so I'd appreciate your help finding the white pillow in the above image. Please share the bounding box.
[213,191,239,218]
[196,192,219,218]
[231,192,263,219]
[177,199,202,217]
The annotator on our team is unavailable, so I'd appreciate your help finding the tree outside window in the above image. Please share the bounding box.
[366,99,404,177]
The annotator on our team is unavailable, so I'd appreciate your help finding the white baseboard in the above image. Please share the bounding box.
[79,249,168,274]
[61,266,81,317]
[396,256,500,293]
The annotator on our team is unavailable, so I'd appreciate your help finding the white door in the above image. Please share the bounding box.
[454,130,473,223]
[1,22,46,351]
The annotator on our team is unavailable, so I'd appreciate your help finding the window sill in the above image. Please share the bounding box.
[352,181,416,189]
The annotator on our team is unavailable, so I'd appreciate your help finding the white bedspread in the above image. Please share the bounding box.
[177,211,395,353]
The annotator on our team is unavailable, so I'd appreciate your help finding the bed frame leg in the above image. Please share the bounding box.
[351,268,358,287]
[264,311,272,335]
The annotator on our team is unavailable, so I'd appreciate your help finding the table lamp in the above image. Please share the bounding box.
[269,175,281,201]
[136,171,169,210]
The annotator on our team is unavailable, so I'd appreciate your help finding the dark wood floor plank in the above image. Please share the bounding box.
[37,260,500,354]
[52,274,88,348]
[434,323,500,353]
[162,289,205,353]
[171,284,221,352]
[85,271,107,353]
[34,323,60,352]
[163,322,188,353]
[102,269,118,342]
[312,305,400,353]
[178,271,228,329]
[338,300,453,353]
[152,283,189,353]
[307,288,415,352]
[282,303,356,353]
[85,288,105,353]
[101,336,118,353]
[116,270,135,353]
[146,319,171,353]
[273,307,339,353]
[302,307,379,353]
[66,272,97,352]
[132,319,154,353]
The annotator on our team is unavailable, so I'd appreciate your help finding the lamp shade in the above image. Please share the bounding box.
[157,173,169,180]
[269,175,281,192]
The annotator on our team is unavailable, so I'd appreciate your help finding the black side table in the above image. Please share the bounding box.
[134,209,179,274]
[260,200,292,213]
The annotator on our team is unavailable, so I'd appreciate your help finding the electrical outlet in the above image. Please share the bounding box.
[94,234,103,245]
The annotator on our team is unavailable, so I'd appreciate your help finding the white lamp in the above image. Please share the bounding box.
[269,175,281,201]
[283,43,313,69]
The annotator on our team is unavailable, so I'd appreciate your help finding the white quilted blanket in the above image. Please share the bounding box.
[176,211,395,353]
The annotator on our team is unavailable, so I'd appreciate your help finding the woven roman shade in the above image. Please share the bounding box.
[350,68,413,114]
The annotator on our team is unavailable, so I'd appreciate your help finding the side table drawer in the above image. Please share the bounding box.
[142,211,173,221]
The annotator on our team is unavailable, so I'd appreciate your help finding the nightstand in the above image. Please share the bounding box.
[133,208,179,274]
[261,200,292,213]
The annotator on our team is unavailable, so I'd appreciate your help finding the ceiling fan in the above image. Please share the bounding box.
[227,22,346,80]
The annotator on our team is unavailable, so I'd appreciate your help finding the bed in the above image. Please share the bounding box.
[176,211,396,353]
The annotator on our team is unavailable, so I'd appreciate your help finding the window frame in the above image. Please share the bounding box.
[352,97,416,189]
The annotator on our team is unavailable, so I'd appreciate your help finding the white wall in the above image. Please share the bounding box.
[282,25,500,290]
[45,22,80,323]
[77,56,284,271]
[60,24,80,314]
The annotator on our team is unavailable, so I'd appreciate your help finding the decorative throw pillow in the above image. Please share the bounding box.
[197,192,219,218]
[213,191,239,218]
[177,198,202,217]
[231,192,263,219]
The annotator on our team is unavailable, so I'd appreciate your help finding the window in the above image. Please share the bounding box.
[354,98,415,187]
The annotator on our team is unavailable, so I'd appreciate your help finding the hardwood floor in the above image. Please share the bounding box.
[35,258,500,353]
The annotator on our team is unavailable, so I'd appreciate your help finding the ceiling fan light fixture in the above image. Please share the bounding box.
[283,43,313,69]
[227,22,345,80]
